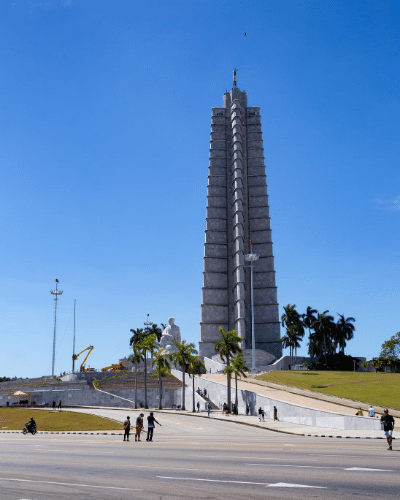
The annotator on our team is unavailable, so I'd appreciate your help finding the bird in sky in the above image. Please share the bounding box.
[244,32,247,37]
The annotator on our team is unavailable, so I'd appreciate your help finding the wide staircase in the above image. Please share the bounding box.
[98,373,182,392]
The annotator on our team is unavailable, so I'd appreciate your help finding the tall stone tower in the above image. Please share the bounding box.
[199,73,282,362]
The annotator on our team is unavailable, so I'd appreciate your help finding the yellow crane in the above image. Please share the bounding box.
[101,361,129,373]
[72,346,94,372]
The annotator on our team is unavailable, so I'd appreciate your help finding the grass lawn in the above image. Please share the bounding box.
[0,408,122,431]
[256,371,400,410]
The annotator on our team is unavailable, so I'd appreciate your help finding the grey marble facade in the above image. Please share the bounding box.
[199,83,282,360]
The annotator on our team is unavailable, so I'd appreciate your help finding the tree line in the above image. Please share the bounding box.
[281,304,356,369]
[367,332,400,372]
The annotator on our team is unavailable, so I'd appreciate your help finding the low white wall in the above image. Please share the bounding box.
[176,373,382,431]
[262,356,312,372]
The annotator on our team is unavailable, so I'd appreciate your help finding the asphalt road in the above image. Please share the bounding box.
[1,412,399,499]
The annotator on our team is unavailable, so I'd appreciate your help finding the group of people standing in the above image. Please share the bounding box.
[123,412,161,442]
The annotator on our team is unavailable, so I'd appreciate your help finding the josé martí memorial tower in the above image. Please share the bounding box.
[199,71,282,370]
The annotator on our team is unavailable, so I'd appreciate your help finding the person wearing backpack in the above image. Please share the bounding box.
[135,413,144,442]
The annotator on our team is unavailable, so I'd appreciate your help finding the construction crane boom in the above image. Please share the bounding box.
[72,345,94,372]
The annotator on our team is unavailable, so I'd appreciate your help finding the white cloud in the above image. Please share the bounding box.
[374,195,400,211]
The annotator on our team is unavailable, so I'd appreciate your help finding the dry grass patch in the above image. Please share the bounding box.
[0,408,121,431]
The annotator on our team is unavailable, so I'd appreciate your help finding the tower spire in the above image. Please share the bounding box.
[233,68,237,88]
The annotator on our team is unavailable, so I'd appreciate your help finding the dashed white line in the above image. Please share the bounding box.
[247,464,393,472]
[191,455,315,461]
[0,478,142,491]
[345,467,393,471]
[158,476,271,486]
[157,476,326,488]
[267,482,326,488]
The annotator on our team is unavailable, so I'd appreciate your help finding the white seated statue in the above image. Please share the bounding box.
[160,317,181,354]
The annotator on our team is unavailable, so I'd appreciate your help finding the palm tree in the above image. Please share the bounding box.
[303,306,318,355]
[313,311,335,364]
[214,327,242,411]
[336,315,356,354]
[152,347,171,410]
[138,333,157,408]
[230,352,250,409]
[145,323,164,342]
[281,305,304,366]
[187,355,206,412]
[129,328,146,409]
[170,340,197,410]
[281,325,303,366]
[128,346,144,409]
[281,333,295,361]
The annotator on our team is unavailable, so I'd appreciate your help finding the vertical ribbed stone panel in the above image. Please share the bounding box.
[199,86,282,361]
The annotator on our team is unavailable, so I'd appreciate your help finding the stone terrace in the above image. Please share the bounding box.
[98,373,182,391]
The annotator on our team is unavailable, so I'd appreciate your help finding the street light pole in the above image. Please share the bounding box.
[143,313,152,409]
[245,242,259,374]
[50,279,63,377]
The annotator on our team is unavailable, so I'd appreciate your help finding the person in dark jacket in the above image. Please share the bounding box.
[146,412,161,442]
[123,416,131,441]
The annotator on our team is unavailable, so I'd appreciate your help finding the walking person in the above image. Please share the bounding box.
[123,416,131,441]
[135,413,144,441]
[261,409,265,421]
[246,403,250,416]
[258,407,262,421]
[196,401,200,413]
[381,409,395,450]
[58,400,62,411]
[369,405,375,417]
[273,406,278,421]
[146,412,161,442]
[207,402,211,417]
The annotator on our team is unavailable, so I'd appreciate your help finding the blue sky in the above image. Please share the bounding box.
[0,0,399,378]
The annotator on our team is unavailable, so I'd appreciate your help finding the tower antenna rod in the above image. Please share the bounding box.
[50,279,63,377]
[72,299,76,372]
[233,68,237,88]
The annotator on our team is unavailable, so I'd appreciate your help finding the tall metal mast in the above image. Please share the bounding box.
[50,279,63,377]
[72,299,76,372]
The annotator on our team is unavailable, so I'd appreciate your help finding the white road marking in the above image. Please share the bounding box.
[0,478,142,491]
[247,464,342,469]
[345,467,393,472]
[191,455,316,461]
[158,476,270,485]
[157,476,326,488]
[247,464,393,472]
[267,482,326,488]
[309,454,398,459]
[134,465,201,471]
